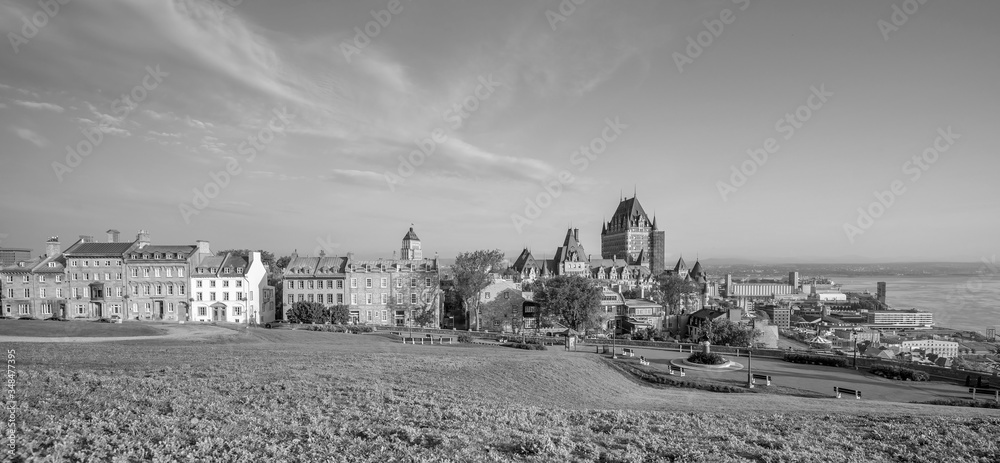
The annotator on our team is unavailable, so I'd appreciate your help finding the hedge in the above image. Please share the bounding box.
[783,353,848,368]
[870,365,929,381]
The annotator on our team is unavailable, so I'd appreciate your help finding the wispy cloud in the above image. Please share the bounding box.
[13,100,66,113]
[12,127,49,147]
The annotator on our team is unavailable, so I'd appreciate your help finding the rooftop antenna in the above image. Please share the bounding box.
[633,185,637,198]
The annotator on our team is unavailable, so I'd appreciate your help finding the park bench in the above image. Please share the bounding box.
[833,386,861,399]
[669,365,685,377]
[969,388,1000,403]
[622,348,635,357]
[751,374,772,386]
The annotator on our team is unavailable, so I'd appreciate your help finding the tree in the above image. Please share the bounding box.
[690,318,762,347]
[329,304,351,325]
[286,301,327,324]
[652,274,698,315]
[532,275,602,332]
[451,249,505,330]
[275,255,292,270]
[479,289,525,333]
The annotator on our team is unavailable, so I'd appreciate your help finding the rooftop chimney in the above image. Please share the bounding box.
[45,237,60,257]
[574,228,579,240]
[106,229,120,243]
[78,235,94,243]
[196,240,211,256]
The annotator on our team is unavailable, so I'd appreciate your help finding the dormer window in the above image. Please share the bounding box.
[236,267,243,273]
[48,262,56,268]
[223,268,230,274]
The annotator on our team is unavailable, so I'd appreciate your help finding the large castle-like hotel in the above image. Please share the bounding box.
[508,194,706,295]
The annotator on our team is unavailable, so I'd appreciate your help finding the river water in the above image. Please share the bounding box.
[832,275,1000,333]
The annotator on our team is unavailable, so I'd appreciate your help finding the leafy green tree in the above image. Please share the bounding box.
[532,275,602,332]
[275,255,292,270]
[479,289,525,333]
[652,274,698,315]
[452,249,505,330]
[690,318,762,347]
[286,301,327,324]
[329,304,351,325]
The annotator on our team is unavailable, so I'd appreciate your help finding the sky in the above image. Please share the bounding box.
[0,0,998,264]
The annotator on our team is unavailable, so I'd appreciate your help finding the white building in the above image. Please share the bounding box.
[901,339,959,358]
[866,310,934,328]
[190,252,274,324]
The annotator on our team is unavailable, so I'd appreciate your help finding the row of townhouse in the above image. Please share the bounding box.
[281,227,442,326]
[0,230,274,324]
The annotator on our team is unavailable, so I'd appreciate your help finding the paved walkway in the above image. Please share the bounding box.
[604,345,974,403]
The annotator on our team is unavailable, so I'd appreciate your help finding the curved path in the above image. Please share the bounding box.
[602,345,976,404]
[0,323,238,343]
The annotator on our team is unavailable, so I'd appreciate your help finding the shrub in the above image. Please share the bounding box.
[95,318,111,323]
[457,334,473,343]
[504,343,547,351]
[45,317,68,322]
[870,365,929,381]
[914,399,1000,409]
[18,316,36,320]
[687,352,727,365]
[783,353,848,368]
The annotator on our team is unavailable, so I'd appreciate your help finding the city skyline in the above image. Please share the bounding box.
[1,0,998,262]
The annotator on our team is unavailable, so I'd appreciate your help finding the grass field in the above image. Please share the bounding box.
[6,328,1000,462]
[0,319,167,338]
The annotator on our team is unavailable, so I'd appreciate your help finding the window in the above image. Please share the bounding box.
[223,268,230,274]
[166,268,173,277]
[156,285,163,296]
[104,273,110,281]
[366,293,373,305]
[42,304,51,315]
[350,278,357,289]
[382,311,387,322]
[73,288,79,298]
[223,280,230,288]
[396,294,402,304]
[198,306,207,316]
[131,268,138,278]
[396,279,402,288]
[23,289,30,298]
[167,285,174,295]
[38,275,45,283]
[56,289,63,298]
[95,274,100,281]
[365,278,373,289]
[22,276,29,283]
[249,291,254,301]
[18,304,29,315]
[143,285,150,296]
[154,268,160,278]
[178,267,184,278]
[366,310,372,322]
[326,281,333,289]
[380,293,387,304]
[234,306,243,316]
[307,280,314,289]
[287,281,293,289]
[144,303,151,313]
[78,304,87,315]
[82,260,88,267]
[297,294,304,302]
[380,278,387,288]
[326,294,333,303]
[116,273,122,280]
[210,292,216,301]
[116,287,123,297]
[337,294,344,304]
[337,280,343,289]
[288,295,295,305]
[425,278,431,286]
[82,288,89,298]
[411,293,418,304]
[298,281,304,289]
[5,289,11,299]
[143,268,150,278]
[209,281,216,288]
[73,273,78,281]
[223,292,230,301]
[410,278,416,288]
[39,288,46,298]
[196,280,203,288]
[307,294,314,303]
[351,294,357,305]
[236,281,242,288]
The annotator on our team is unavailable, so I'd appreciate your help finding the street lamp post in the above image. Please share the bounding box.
[746,343,754,388]
[853,332,858,369]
